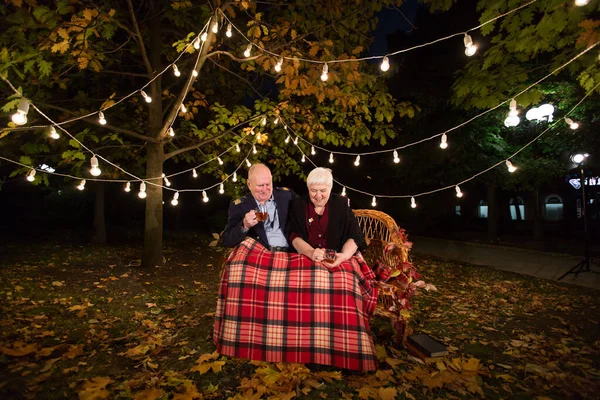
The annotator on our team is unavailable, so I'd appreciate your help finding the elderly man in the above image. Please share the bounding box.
[222,163,295,250]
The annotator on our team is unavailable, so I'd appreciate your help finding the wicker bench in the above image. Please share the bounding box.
[353,209,412,342]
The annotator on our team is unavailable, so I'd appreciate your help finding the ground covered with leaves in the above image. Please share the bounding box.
[1,234,598,399]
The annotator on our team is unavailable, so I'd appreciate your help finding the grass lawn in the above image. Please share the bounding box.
[0,234,598,399]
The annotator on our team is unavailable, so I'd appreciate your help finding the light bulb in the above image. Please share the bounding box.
[141,90,152,103]
[98,111,107,125]
[321,63,329,81]
[217,156,223,165]
[171,192,179,206]
[301,154,305,163]
[232,171,237,182]
[252,145,257,154]
[274,58,283,73]
[261,117,266,126]
[193,38,200,49]
[212,22,218,33]
[504,115,520,127]
[411,197,417,209]
[354,155,360,166]
[465,45,477,56]
[26,169,36,182]
[371,196,377,207]
[341,187,346,196]
[274,117,279,125]
[393,150,400,163]
[455,185,463,198]
[293,137,298,145]
[173,64,181,77]
[77,179,86,191]
[464,33,477,56]
[181,103,187,113]
[138,182,146,198]
[202,190,209,202]
[235,144,240,153]
[244,44,252,57]
[329,152,334,163]
[201,32,208,42]
[380,56,390,72]
[565,118,579,130]
[245,159,251,167]
[285,135,290,144]
[506,160,517,173]
[219,183,225,194]
[125,182,131,192]
[575,0,590,6]
[90,155,101,177]
[257,132,262,141]
[440,133,448,149]
[192,168,198,178]
[168,127,175,137]
[311,146,316,155]
[192,70,198,77]
[11,99,29,126]
[226,24,232,37]
[49,126,60,139]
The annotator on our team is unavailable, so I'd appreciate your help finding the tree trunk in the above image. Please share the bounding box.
[487,184,498,242]
[91,181,107,245]
[142,142,164,267]
[533,188,544,241]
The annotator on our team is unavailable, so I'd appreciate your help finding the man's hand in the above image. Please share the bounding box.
[323,252,350,268]
[243,210,259,229]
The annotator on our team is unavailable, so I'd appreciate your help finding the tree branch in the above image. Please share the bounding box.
[206,50,260,63]
[126,0,154,78]
[99,70,149,78]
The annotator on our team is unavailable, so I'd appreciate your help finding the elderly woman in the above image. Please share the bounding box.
[214,167,379,371]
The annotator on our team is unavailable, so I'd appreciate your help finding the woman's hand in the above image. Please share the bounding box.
[311,248,326,262]
[323,252,351,268]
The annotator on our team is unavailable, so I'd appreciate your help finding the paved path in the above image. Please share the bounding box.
[412,236,600,290]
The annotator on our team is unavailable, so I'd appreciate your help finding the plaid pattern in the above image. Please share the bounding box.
[214,238,379,371]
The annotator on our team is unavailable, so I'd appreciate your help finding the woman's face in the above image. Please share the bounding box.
[308,183,331,208]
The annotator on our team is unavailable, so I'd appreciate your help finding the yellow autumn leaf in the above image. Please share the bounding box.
[82,9,98,21]
[57,28,69,40]
[133,388,165,400]
[108,9,116,17]
[462,357,481,372]
[51,41,69,54]
[0,343,38,357]
[378,387,398,400]
[78,376,113,400]
[195,350,220,364]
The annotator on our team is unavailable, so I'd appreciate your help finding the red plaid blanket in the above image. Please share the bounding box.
[213,238,379,371]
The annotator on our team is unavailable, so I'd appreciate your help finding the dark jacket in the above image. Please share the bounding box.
[287,193,367,253]
[222,187,296,248]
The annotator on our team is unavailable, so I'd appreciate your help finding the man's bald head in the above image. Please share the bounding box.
[247,163,273,204]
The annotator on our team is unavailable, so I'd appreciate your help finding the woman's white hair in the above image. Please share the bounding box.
[306,167,333,189]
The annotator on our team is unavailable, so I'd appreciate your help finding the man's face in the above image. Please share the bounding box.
[309,183,331,208]
[248,167,273,204]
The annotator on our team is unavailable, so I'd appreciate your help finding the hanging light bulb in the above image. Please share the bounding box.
[235,144,241,153]
[201,32,208,42]
[49,126,60,139]
[321,63,329,81]
[440,133,448,149]
[125,182,131,192]
[256,132,262,141]
[194,38,200,49]
[455,185,463,198]
[217,156,224,165]
[410,197,417,209]
[192,168,198,178]
[77,179,86,191]
[311,146,316,156]
[245,159,251,167]
[504,98,520,127]
[244,43,252,57]
[380,56,390,72]
[274,57,283,73]
[261,116,267,126]
[250,128,255,136]
[329,152,334,163]
[575,0,590,6]
[371,196,377,207]
[89,155,101,176]
[168,127,175,137]
[138,182,146,198]
[274,117,279,125]
[508,99,519,117]
[172,64,181,77]
[141,90,152,103]
[393,150,400,163]
[285,135,291,144]
[211,21,218,33]
[505,160,517,173]
[180,103,187,113]
[341,187,346,196]
[226,24,232,37]
[252,145,257,154]
[464,33,477,56]
[26,169,36,182]
[98,111,107,125]
[202,190,209,203]
[301,154,306,163]
[219,182,225,194]
[293,137,298,145]
[171,192,179,206]
[162,173,171,186]
[565,117,579,130]
[232,171,237,182]
[11,99,29,125]
[354,155,360,166]
[192,70,198,77]
[284,125,288,130]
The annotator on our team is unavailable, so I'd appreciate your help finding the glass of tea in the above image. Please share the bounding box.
[323,249,337,264]
[255,208,268,222]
